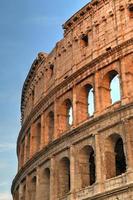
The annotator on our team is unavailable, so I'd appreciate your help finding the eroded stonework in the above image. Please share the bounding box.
[12,0,133,199]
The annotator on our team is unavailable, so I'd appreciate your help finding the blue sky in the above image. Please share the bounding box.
[0,1,90,199]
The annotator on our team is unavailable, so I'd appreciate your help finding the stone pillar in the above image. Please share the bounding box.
[99,85,111,110]
[44,112,50,146]
[19,183,23,200]
[40,113,45,149]
[94,71,101,115]
[25,176,30,200]
[122,120,133,181]
[120,59,130,104]
[30,123,36,157]
[57,112,67,136]
[54,99,59,139]
[76,100,87,124]
[24,134,28,163]
[19,145,22,169]
[72,86,77,127]
[95,133,105,193]
[30,175,37,200]
[35,167,40,200]
[36,166,50,200]
[50,157,57,199]
[20,140,25,168]
[19,181,26,200]
[14,187,19,200]
[70,146,76,200]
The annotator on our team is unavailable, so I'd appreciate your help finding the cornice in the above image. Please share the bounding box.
[63,0,132,36]
[63,0,105,35]
[18,38,133,149]
[11,101,133,194]
[21,52,48,121]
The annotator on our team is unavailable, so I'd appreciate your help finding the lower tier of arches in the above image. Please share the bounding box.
[12,104,133,200]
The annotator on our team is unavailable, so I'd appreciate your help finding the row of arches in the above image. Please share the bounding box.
[19,70,121,166]
[18,134,127,200]
[46,70,120,139]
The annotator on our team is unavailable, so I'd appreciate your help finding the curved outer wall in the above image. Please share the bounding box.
[12,0,133,199]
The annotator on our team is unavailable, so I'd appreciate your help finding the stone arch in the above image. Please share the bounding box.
[30,176,36,200]
[20,181,26,200]
[59,98,73,133]
[23,184,26,200]
[32,117,41,154]
[20,138,25,167]
[78,145,96,188]
[86,85,95,116]
[36,121,41,151]
[58,157,70,197]
[105,133,126,179]
[44,168,50,200]
[77,84,94,123]
[66,99,73,126]
[115,137,127,176]
[46,111,54,143]
[26,129,30,161]
[110,73,121,104]
[100,70,121,109]
[40,167,50,200]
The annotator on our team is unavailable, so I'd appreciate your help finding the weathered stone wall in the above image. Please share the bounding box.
[12,0,133,199]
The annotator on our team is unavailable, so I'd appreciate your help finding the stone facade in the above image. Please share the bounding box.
[11,0,133,199]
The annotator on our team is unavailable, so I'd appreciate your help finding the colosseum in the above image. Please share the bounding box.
[11,0,133,199]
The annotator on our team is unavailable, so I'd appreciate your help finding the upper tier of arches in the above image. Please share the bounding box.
[20,0,133,123]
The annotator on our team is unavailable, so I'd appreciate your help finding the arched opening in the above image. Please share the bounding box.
[110,73,120,104]
[49,64,54,77]
[78,146,96,188]
[115,138,126,176]
[81,34,89,47]
[101,70,121,109]
[36,122,41,150]
[38,168,50,200]
[59,157,70,197]
[58,98,73,133]
[26,129,30,161]
[105,134,127,179]
[30,176,36,200]
[32,89,34,107]
[89,149,96,185]
[86,85,95,116]
[66,99,73,126]
[20,139,25,167]
[76,84,94,124]
[22,184,26,200]
[48,111,54,142]
[40,168,50,200]
[128,3,133,18]
[33,117,41,154]
[44,168,50,200]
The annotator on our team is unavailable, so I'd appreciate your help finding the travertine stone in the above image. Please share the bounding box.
[12,0,133,199]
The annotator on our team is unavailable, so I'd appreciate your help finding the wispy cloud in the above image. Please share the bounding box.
[0,192,12,200]
[0,143,16,152]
